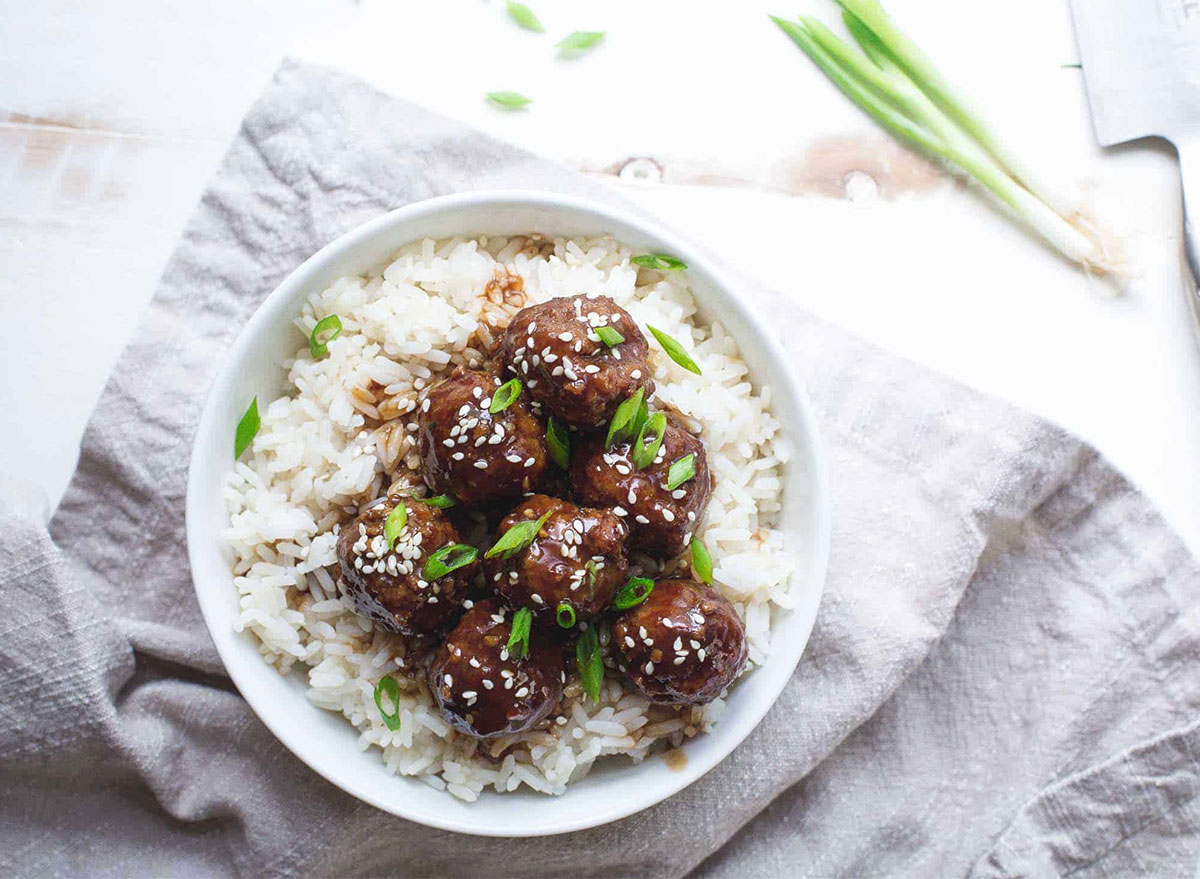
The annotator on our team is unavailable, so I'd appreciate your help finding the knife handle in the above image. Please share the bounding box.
[1181,136,1200,333]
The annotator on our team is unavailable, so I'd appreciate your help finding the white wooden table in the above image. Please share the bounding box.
[4,0,1199,554]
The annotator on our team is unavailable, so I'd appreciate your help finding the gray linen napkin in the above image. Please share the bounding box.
[3,60,1200,878]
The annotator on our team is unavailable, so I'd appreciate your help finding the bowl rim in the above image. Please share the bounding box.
[185,189,830,835]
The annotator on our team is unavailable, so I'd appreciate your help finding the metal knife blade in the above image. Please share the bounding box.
[1068,0,1200,145]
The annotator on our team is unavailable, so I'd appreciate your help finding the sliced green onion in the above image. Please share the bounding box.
[556,602,577,628]
[384,502,407,551]
[422,543,478,580]
[691,539,713,586]
[770,10,1121,280]
[507,607,533,660]
[614,576,654,610]
[594,325,625,347]
[308,314,342,359]
[506,0,544,32]
[234,398,260,459]
[489,378,522,413]
[373,675,401,731]
[631,253,688,271]
[546,417,570,469]
[575,625,603,701]
[647,326,702,375]
[605,387,645,448]
[585,560,599,598]
[486,91,532,110]
[631,412,667,470]
[486,508,554,559]
[417,494,457,509]
[666,453,697,490]
[557,31,605,54]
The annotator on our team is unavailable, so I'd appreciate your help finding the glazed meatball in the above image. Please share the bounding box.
[611,579,747,705]
[570,417,712,558]
[498,295,654,428]
[417,367,549,505]
[483,494,628,628]
[429,600,565,739]
[337,494,476,637]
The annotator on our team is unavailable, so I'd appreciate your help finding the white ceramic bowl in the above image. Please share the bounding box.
[186,190,830,836]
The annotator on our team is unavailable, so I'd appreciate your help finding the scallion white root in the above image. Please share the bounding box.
[772,3,1127,284]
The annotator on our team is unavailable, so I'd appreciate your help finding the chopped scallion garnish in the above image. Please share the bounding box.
[585,560,599,598]
[575,625,603,701]
[605,387,645,448]
[647,326,702,375]
[546,417,570,469]
[373,675,402,731]
[486,91,533,110]
[557,30,605,54]
[384,502,407,550]
[631,253,688,271]
[308,314,342,359]
[422,543,478,580]
[594,325,625,347]
[486,509,554,559]
[631,412,666,470]
[507,607,533,660]
[505,0,544,33]
[691,539,713,586]
[556,602,577,628]
[614,576,654,610]
[489,378,522,413]
[234,397,260,459]
[666,453,697,490]
[417,494,457,509]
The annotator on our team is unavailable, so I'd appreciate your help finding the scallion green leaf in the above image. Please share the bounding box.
[489,378,522,413]
[557,30,605,54]
[605,387,645,448]
[594,325,625,347]
[666,453,697,490]
[631,253,688,271]
[556,602,577,628]
[691,539,713,586]
[486,508,554,559]
[647,325,702,375]
[422,543,478,580]
[631,412,666,470]
[234,397,260,459]
[506,0,544,32]
[486,91,533,110]
[614,576,654,610]
[546,416,570,469]
[507,607,533,660]
[417,494,457,509]
[373,675,402,731]
[575,625,603,701]
[585,560,599,598]
[384,502,407,551]
[308,314,342,359]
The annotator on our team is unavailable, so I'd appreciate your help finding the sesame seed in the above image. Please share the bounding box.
[612,506,628,517]
[461,690,477,700]
[515,686,529,698]
[558,332,573,342]
[635,515,650,525]
[662,509,676,522]
[672,489,686,500]
[531,594,543,605]
[482,679,494,689]
[644,662,654,674]
[698,648,707,661]
[474,460,489,469]
[624,636,635,648]
[444,674,453,686]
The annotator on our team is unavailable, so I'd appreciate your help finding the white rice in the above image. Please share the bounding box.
[223,234,794,799]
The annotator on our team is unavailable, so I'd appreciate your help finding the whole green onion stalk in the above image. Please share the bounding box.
[772,1,1125,283]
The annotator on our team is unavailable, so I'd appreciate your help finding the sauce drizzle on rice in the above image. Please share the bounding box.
[222,234,794,801]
